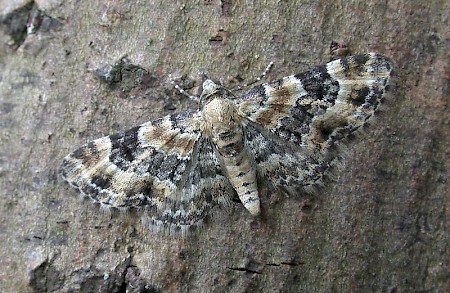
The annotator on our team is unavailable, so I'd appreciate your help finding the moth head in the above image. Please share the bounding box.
[199,78,225,107]
[201,79,221,96]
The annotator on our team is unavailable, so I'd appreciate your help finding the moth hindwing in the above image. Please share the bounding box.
[61,53,393,234]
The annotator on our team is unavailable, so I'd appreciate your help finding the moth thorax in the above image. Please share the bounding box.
[203,97,237,129]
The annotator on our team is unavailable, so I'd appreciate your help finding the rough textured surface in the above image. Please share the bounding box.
[0,1,448,292]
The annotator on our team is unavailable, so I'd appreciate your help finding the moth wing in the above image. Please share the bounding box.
[61,110,234,232]
[144,136,235,233]
[237,53,393,147]
[243,120,329,196]
[237,54,393,193]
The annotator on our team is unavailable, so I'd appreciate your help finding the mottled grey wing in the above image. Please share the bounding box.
[61,110,234,232]
[243,119,332,196]
[143,135,235,233]
[237,53,393,194]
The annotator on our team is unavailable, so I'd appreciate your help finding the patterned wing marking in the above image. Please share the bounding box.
[144,136,236,233]
[312,53,393,145]
[243,120,331,196]
[61,110,235,231]
[61,110,202,209]
[240,53,393,195]
[237,53,393,150]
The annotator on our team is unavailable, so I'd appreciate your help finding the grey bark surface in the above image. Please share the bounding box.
[0,0,448,292]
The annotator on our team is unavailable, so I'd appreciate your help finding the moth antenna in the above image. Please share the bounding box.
[169,74,200,102]
[232,61,274,91]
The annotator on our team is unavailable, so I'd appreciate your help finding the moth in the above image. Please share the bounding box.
[61,53,393,233]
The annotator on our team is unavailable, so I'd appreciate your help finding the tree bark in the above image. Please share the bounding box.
[0,0,448,292]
